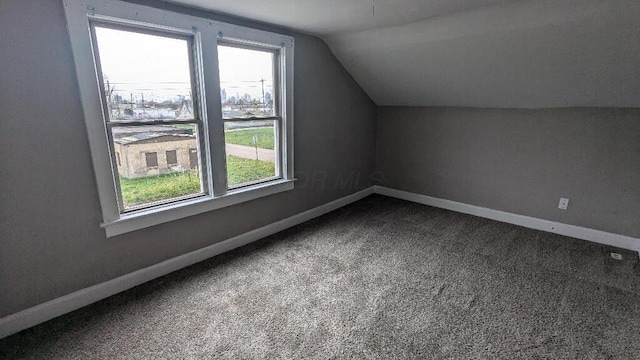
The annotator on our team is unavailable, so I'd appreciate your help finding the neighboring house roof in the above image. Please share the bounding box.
[114,133,195,145]
[112,125,192,138]
[175,101,193,119]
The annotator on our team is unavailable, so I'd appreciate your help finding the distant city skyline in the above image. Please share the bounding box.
[95,26,275,104]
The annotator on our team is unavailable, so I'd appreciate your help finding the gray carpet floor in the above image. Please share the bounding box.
[1,194,640,359]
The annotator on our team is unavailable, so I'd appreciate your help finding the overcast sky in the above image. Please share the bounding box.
[94,26,274,102]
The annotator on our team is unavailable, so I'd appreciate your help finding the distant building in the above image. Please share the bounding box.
[175,99,193,119]
[221,88,227,102]
[112,126,198,178]
[264,91,272,103]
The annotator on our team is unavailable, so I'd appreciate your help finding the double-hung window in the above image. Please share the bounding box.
[64,0,294,237]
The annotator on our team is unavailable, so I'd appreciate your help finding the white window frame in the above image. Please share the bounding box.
[64,0,295,237]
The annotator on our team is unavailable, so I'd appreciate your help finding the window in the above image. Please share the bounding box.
[64,0,294,236]
[219,45,279,189]
[145,152,158,168]
[166,150,178,166]
[93,24,205,211]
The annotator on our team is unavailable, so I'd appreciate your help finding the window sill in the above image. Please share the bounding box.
[101,179,295,237]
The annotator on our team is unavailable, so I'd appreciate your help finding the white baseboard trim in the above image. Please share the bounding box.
[0,187,375,339]
[374,186,640,256]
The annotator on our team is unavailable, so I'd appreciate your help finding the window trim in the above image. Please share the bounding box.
[64,0,295,237]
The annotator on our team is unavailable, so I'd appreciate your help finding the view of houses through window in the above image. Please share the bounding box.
[93,26,279,210]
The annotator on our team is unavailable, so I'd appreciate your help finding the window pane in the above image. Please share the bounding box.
[145,152,158,167]
[93,26,195,121]
[225,120,278,189]
[166,150,178,165]
[112,124,204,210]
[218,45,275,119]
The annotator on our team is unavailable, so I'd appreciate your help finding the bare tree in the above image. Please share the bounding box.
[103,75,121,118]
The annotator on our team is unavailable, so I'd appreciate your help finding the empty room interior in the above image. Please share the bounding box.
[1,0,640,358]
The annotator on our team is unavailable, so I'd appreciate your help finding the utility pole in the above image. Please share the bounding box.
[253,134,259,161]
[141,93,146,116]
[106,79,115,118]
[106,80,112,103]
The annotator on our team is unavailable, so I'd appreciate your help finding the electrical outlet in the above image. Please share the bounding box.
[610,252,623,260]
[558,198,569,210]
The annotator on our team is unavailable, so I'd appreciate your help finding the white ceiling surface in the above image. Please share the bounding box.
[171,0,640,108]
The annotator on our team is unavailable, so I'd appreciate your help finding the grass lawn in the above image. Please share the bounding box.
[225,127,274,149]
[227,155,276,187]
[119,156,275,207]
[119,171,201,208]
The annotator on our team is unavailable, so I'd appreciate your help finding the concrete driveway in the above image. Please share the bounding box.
[225,143,275,163]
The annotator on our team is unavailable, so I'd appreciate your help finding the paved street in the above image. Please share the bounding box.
[225,143,275,163]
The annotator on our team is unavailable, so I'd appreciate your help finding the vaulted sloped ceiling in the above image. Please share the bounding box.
[169,0,640,108]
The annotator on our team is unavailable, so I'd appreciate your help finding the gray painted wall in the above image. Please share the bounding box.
[0,0,376,317]
[376,107,640,238]
[328,0,640,108]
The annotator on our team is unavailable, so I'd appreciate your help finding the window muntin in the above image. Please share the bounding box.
[91,24,208,212]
